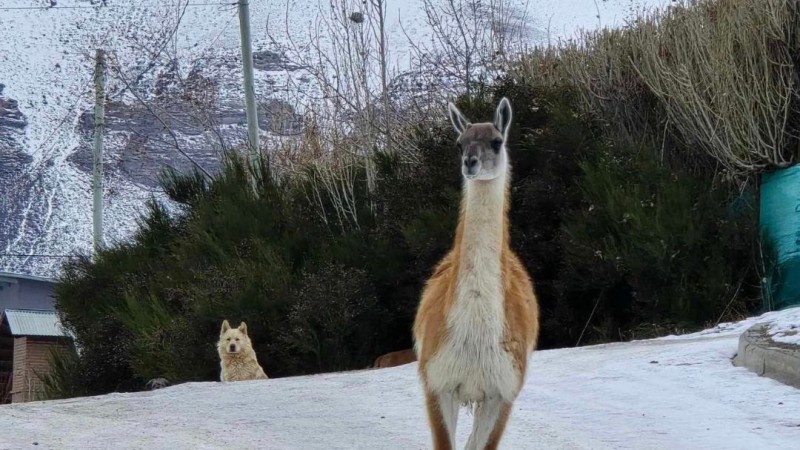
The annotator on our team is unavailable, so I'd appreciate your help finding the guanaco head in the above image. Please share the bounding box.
[447,97,512,181]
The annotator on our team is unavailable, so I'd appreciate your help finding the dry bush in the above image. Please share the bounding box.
[517,0,800,177]
[515,25,668,151]
[270,110,427,232]
[633,0,798,174]
[268,0,397,195]
[403,0,532,105]
[268,111,365,232]
[268,0,530,187]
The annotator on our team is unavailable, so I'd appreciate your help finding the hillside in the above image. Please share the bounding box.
[1,309,799,449]
[0,0,669,279]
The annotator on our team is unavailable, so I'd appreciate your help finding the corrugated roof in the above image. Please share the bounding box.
[0,271,57,284]
[1,309,71,338]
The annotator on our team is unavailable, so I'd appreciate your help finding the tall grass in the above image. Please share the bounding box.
[517,0,800,177]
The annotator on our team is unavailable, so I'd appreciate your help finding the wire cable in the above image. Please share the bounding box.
[0,254,80,259]
[0,3,235,11]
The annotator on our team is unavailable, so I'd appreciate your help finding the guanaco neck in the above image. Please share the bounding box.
[454,168,510,276]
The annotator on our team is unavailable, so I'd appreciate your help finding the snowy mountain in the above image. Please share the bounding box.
[0,0,669,279]
[0,309,798,449]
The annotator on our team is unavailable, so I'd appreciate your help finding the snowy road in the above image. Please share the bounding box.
[1,311,799,450]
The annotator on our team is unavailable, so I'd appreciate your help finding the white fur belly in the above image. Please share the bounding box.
[424,286,520,403]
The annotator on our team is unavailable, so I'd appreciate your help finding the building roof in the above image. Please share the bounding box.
[0,271,57,284]
[1,309,71,338]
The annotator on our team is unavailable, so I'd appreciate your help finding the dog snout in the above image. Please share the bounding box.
[229,344,237,353]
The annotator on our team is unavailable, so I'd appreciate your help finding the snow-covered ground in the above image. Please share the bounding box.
[1,309,798,450]
[766,307,800,346]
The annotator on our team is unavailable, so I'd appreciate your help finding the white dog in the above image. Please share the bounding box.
[217,320,269,382]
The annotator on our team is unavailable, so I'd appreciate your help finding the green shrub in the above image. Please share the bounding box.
[557,144,759,345]
[50,77,761,398]
[37,345,87,401]
[280,264,383,372]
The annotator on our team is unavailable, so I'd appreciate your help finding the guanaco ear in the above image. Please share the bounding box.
[494,97,513,137]
[220,320,231,335]
[238,322,248,335]
[447,102,470,136]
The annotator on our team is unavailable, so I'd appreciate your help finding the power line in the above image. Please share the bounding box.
[0,2,235,11]
[0,254,81,259]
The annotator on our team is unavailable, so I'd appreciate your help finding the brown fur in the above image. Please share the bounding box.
[413,100,540,450]
[373,348,417,368]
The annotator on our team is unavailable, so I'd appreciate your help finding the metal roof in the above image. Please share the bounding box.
[1,309,71,338]
[0,271,57,284]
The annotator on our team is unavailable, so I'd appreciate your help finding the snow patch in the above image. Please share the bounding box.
[765,307,800,346]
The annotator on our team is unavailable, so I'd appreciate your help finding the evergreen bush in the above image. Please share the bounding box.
[45,79,760,398]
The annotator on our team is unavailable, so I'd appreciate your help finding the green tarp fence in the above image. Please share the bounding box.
[760,165,800,311]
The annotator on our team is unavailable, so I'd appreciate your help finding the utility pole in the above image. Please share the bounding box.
[92,49,105,253]
[237,0,260,161]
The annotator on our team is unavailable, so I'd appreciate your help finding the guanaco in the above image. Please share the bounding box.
[413,98,540,450]
[373,349,417,369]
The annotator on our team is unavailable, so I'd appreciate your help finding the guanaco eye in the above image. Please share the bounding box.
[491,139,503,153]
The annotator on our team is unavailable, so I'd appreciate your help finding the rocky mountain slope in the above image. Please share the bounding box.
[0,0,665,278]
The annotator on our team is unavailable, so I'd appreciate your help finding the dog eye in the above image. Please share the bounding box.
[235,338,240,341]
[491,139,503,153]
[226,338,231,341]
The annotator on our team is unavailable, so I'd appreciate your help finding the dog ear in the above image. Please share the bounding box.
[238,322,248,335]
[220,320,231,335]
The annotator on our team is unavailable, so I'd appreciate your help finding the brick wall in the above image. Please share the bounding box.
[11,337,27,402]
[11,337,71,403]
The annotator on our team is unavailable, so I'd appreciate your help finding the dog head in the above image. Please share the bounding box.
[218,320,254,356]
